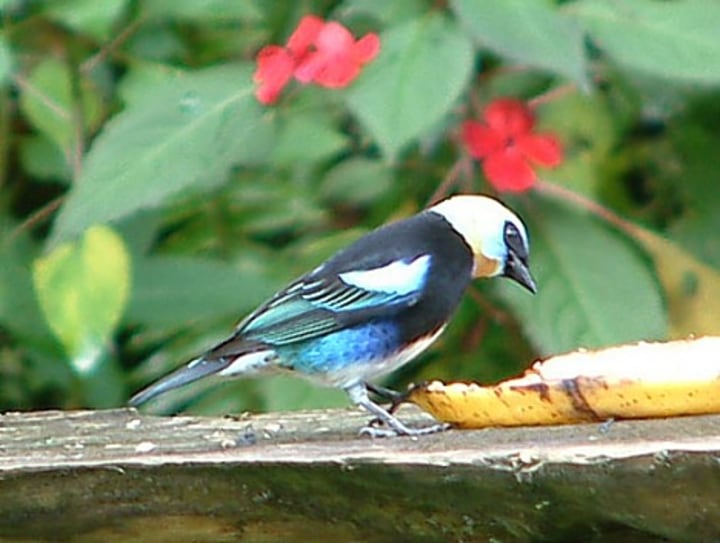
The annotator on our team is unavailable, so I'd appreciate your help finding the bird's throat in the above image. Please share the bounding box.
[473,255,502,278]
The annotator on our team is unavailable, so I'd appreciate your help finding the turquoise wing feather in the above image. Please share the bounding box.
[239,255,431,346]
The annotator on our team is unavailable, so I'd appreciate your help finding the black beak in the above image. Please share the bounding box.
[503,251,537,294]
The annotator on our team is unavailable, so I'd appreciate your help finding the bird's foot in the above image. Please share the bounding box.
[598,417,616,434]
[359,420,451,439]
[346,382,450,438]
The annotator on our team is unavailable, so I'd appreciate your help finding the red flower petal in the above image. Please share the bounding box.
[314,62,361,88]
[315,21,355,54]
[482,148,537,193]
[293,54,322,84]
[287,15,324,56]
[253,45,295,104]
[516,133,564,167]
[295,54,361,87]
[461,120,504,158]
[294,22,377,88]
[294,21,355,85]
[353,33,381,64]
[483,98,534,138]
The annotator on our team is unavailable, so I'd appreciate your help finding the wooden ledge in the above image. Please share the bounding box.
[1,407,719,542]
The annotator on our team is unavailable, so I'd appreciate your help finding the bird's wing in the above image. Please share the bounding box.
[236,254,432,346]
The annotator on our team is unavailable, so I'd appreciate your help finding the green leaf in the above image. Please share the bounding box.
[143,0,262,21]
[346,12,474,161]
[124,25,187,63]
[495,196,667,356]
[271,112,349,165]
[321,158,393,205]
[50,64,269,244]
[539,93,620,196]
[571,0,720,84]
[18,58,102,154]
[0,227,47,343]
[117,63,188,105]
[665,121,720,268]
[338,0,428,26]
[127,255,279,329]
[118,64,277,167]
[0,36,13,88]
[0,0,20,14]
[44,0,128,41]
[32,225,131,374]
[452,0,588,85]
[19,134,72,183]
[82,351,127,408]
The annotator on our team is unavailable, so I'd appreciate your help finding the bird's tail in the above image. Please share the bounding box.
[129,338,276,407]
[128,357,231,407]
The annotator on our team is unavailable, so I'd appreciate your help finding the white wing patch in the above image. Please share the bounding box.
[339,254,431,295]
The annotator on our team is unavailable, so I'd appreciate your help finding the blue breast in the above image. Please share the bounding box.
[277,320,401,376]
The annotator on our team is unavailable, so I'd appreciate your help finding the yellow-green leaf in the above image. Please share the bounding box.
[536,182,720,339]
[624,225,720,338]
[33,225,131,373]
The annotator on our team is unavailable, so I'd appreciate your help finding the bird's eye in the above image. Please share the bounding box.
[503,222,527,260]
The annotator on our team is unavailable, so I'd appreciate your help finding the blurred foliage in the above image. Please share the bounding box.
[0,0,719,414]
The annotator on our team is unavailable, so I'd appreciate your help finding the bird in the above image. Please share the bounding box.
[129,194,537,437]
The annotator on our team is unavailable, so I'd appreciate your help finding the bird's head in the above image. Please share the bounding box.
[430,195,537,293]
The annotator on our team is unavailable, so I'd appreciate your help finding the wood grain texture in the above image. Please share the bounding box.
[1,407,719,542]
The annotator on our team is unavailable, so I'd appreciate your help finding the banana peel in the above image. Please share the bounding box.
[408,337,720,428]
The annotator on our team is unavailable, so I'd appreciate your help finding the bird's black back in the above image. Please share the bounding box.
[314,210,475,342]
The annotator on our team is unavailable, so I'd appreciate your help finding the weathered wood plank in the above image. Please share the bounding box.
[1,407,719,542]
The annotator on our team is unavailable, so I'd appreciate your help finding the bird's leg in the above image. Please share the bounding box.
[363,382,411,427]
[364,382,409,413]
[345,382,450,438]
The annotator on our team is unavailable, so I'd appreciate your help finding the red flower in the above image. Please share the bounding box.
[253,15,381,105]
[287,15,324,57]
[294,22,380,88]
[461,98,563,193]
[253,45,295,105]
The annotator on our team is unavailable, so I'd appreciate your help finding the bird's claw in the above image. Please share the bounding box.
[359,425,400,438]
